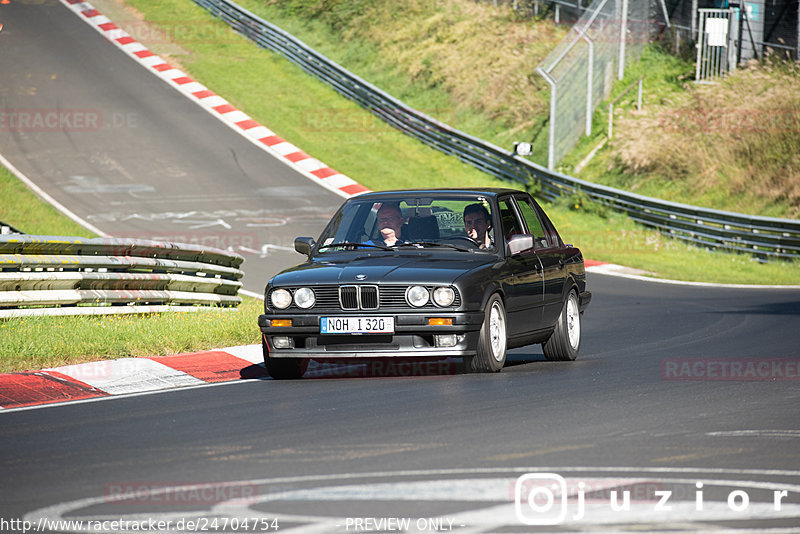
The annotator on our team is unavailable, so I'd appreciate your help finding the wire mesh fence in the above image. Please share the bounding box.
[480,0,797,168]
[533,0,654,168]
[480,0,799,59]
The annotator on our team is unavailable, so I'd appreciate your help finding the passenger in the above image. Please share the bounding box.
[463,203,494,249]
[366,203,408,247]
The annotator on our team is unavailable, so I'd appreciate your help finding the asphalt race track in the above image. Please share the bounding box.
[2,1,800,532]
[2,276,800,531]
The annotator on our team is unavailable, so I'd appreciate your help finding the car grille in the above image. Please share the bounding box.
[269,285,460,310]
[339,285,378,310]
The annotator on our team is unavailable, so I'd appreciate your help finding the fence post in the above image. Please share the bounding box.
[582,31,594,136]
[637,77,642,110]
[608,102,614,138]
[537,67,558,170]
[695,10,705,81]
[618,0,629,80]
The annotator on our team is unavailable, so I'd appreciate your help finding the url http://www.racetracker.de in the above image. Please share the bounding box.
[1,517,281,533]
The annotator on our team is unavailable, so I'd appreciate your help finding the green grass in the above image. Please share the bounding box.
[0,165,96,237]
[229,0,560,166]
[0,299,263,373]
[545,202,799,285]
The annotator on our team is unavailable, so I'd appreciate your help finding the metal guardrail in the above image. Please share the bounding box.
[0,236,245,318]
[193,0,800,260]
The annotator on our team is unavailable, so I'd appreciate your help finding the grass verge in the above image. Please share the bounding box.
[0,165,96,237]
[0,298,263,373]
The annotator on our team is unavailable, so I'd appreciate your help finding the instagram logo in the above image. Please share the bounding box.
[514,473,569,525]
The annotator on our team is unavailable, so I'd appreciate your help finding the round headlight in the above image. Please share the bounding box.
[406,285,429,307]
[433,287,455,307]
[270,288,292,309]
[294,287,316,309]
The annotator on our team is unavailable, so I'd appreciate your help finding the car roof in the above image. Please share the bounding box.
[352,188,526,200]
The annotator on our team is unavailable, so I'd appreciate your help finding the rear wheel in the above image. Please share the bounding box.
[542,290,581,361]
[262,338,309,379]
[465,294,507,373]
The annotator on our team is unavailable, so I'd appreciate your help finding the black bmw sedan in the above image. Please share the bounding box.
[258,188,591,379]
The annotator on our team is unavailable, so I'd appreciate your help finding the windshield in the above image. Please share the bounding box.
[317,196,496,253]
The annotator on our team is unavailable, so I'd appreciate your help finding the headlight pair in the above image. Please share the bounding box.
[405,286,456,308]
[270,287,315,309]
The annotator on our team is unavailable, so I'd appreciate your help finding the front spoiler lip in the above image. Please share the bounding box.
[265,349,476,359]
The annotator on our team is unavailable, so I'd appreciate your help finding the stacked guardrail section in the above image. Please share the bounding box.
[193,0,800,260]
[0,236,244,318]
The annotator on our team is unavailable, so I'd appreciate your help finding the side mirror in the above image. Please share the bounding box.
[294,237,315,256]
[507,234,534,255]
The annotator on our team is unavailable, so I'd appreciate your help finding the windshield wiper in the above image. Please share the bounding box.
[318,241,393,251]
[395,242,471,252]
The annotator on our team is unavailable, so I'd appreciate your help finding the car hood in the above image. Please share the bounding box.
[271,253,493,286]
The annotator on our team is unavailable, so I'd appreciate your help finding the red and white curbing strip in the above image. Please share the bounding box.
[0,345,266,411]
[58,0,370,199]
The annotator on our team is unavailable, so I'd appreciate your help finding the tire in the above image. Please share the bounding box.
[542,290,581,361]
[262,338,309,379]
[465,294,507,373]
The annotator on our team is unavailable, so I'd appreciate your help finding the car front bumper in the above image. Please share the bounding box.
[259,311,485,359]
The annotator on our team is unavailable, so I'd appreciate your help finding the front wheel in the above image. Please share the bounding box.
[542,290,581,361]
[262,338,309,379]
[465,294,507,373]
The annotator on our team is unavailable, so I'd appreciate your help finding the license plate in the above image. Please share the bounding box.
[320,316,394,334]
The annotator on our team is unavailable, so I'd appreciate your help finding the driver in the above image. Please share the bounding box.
[366,203,408,247]
[463,203,494,249]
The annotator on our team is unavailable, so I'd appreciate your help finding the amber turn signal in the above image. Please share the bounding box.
[427,318,453,326]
